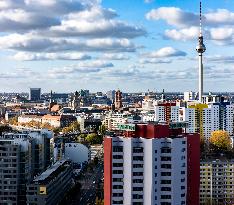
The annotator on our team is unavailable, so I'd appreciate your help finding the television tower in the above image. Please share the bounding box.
[196,1,206,102]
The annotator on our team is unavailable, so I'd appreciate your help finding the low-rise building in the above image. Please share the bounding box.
[18,115,43,124]
[42,114,77,128]
[26,159,73,205]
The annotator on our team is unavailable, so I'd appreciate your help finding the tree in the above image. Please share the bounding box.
[70,121,80,131]
[86,133,98,144]
[8,116,18,125]
[61,121,80,134]
[0,125,12,135]
[209,130,232,151]
[53,127,62,134]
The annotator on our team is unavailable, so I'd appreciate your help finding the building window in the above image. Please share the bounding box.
[133,156,143,161]
[161,195,171,199]
[113,200,123,204]
[161,164,171,169]
[113,178,123,182]
[113,163,123,167]
[133,172,143,176]
[133,202,143,205]
[133,179,143,183]
[161,148,171,153]
[161,187,171,191]
[113,170,123,174]
[113,193,123,197]
[161,180,171,184]
[113,185,123,189]
[133,164,143,168]
[133,194,143,199]
[133,147,143,153]
[161,172,171,176]
[133,187,143,191]
[161,156,171,161]
[113,155,123,159]
[113,146,123,152]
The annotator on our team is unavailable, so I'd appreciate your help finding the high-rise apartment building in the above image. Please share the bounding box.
[154,102,179,123]
[200,159,234,204]
[0,134,33,204]
[0,130,53,204]
[104,122,200,205]
[29,88,41,101]
[181,101,234,140]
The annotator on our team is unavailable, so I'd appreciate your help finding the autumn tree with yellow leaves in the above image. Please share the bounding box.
[209,130,232,151]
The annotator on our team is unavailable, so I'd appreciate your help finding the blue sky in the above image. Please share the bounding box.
[0,0,234,93]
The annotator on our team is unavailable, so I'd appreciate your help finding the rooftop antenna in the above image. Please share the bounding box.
[199,1,202,37]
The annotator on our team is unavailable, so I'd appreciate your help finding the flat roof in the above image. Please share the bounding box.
[33,159,68,182]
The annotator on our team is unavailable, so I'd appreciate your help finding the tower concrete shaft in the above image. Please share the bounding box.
[198,53,204,102]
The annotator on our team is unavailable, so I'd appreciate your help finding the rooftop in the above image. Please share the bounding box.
[33,159,70,183]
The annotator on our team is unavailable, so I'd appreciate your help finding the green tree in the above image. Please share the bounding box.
[61,121,80,133]
[70,121,80,131]
[86,133,98,144]
[209,130,232,151]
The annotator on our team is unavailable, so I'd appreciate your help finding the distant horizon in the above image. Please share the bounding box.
[1,90,234,95]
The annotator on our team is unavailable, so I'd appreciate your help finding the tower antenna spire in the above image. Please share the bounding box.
[199,1,202,37]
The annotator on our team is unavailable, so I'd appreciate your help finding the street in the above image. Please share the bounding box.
[79,162,103,205]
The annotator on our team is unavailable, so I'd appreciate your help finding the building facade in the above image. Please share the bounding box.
[104,123,200,205]
[154,102,179,123]
[29,88,41,101]
[26,159,73,205]
[0,130,53,204]
[181,102,234,140]
[200,159,234,204]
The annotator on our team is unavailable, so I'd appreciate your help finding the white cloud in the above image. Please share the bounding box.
[146,7,234,28]
[164,27,200,41]
[139,59,172,64]
[209,27,234,41]
[0,9,59,31]
[47,6,146,38]
[146,7,234,45]
[48,60,114,75]
[146,7,198,28]
[0,34,137,52]
[102,53,130,60]
[142,47,187,58]
[205,9,234,25]
[12,52,92,61]
[205,55,234,63]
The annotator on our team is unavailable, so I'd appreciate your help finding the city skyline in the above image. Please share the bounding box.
[0,0,234,92]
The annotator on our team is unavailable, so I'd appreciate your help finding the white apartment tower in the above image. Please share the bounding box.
[181,102,234,140]
[104,123,200,205]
